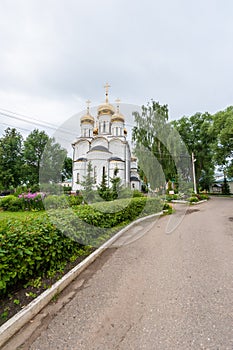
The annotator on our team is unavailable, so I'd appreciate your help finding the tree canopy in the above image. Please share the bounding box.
[0,128,72,191]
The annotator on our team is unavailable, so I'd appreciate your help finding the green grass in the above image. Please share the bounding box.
[0,210,47,220]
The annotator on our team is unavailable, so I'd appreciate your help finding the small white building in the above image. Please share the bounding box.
[71,85,140,192]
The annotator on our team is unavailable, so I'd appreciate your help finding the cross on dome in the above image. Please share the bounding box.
[104,82,111,103]
[86,99,91,114]
[115,98,121,113]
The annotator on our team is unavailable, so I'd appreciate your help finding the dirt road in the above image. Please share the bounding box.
[6,197,233,349]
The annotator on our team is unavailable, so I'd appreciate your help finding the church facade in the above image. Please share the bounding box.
[71,85,140,192]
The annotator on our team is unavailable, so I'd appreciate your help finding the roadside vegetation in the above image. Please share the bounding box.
[0,194,164,325]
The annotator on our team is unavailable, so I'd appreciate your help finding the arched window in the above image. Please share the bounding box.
[77,173,80,184]
[103,121,106,133]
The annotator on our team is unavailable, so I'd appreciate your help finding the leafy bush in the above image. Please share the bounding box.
[67,194,84,206]
[78,197,163,228]
[0,197,162,295]
[19,193,45,211]
[43,195,69,209]
[189,196,199,203]
[0,215,87,294]
[132,190,144,198]
[0,195,23,211]
[197,193,209,200]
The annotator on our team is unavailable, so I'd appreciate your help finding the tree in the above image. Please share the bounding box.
[211,106,233,177]
[39,137,67,184]
[172,112,216,192]
[0,128,23,190]
[81,161,95,203]
[23,129,49,186]
[222,177,230,195]
[110,167,121,200]
[132,100,191,193]
[97,168,111,201]
[62,156,73,181]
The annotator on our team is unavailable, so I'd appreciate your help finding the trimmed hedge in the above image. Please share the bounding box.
[0,215,87,294]
[0,197,162,294]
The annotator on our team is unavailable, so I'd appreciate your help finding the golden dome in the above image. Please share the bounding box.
[80,113,94,125]
[81,100,94,124]
[111,112,125,123]
[97,103,115,116]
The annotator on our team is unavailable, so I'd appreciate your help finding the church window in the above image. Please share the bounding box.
[116,127,118,136]
[103,121,106,132]
[103,166,105,177]
[77,173,80,184]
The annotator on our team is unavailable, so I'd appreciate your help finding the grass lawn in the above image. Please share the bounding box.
[0,210,46,220]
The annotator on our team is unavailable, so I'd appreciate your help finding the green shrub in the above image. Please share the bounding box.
[67,194,84,206]
[0,197,163,295]
[43,195,69,209]
[0,195,23,211]
[189,196,199,203]
[0,215,86,294]
[197,193,209,200]
[132,190,144,198]
[79,197,163,228]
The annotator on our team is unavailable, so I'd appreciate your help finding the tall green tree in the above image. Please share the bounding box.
[23,129,49,186]
[81,161,95,203]
[110,167,121,200]
[172,112,216,191]
[0,128,23,189]
[39,137,67,184]
[211,106,233,177]
[62,156,73,181]
[132,100,189,192]
[97,168,111,201]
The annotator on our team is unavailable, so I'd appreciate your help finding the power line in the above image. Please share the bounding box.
[0,109,78,137]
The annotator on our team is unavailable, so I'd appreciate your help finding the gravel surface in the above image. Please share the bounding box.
[5,197,233,349]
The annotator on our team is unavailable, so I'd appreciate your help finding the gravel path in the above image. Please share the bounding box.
[6,197,233,349]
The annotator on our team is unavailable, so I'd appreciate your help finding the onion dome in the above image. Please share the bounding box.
[98,82,115,116]
[80,100,94,125]
[111,98,125,123]
[97,103,115,116]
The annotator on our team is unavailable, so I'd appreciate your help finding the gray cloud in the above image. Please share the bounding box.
[0,0,233,137]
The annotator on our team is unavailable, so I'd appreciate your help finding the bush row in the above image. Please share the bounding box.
[75,197,162,228]
[0,194,84,211]
[0,197,162,294]
[0,215,87,294]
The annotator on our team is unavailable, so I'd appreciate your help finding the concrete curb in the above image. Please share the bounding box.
[0,211,162,348]
[190,199,208,205]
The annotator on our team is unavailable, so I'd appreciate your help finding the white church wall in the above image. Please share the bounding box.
[91,137,108,150]
[109,139,125,159]
[74,140,90,160]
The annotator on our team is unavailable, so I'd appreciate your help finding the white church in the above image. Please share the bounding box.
[71,84,140,192]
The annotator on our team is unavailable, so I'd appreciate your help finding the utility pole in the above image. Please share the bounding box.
[192,152,197,194]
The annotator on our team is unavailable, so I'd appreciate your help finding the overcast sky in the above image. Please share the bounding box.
[1,0,233,143]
